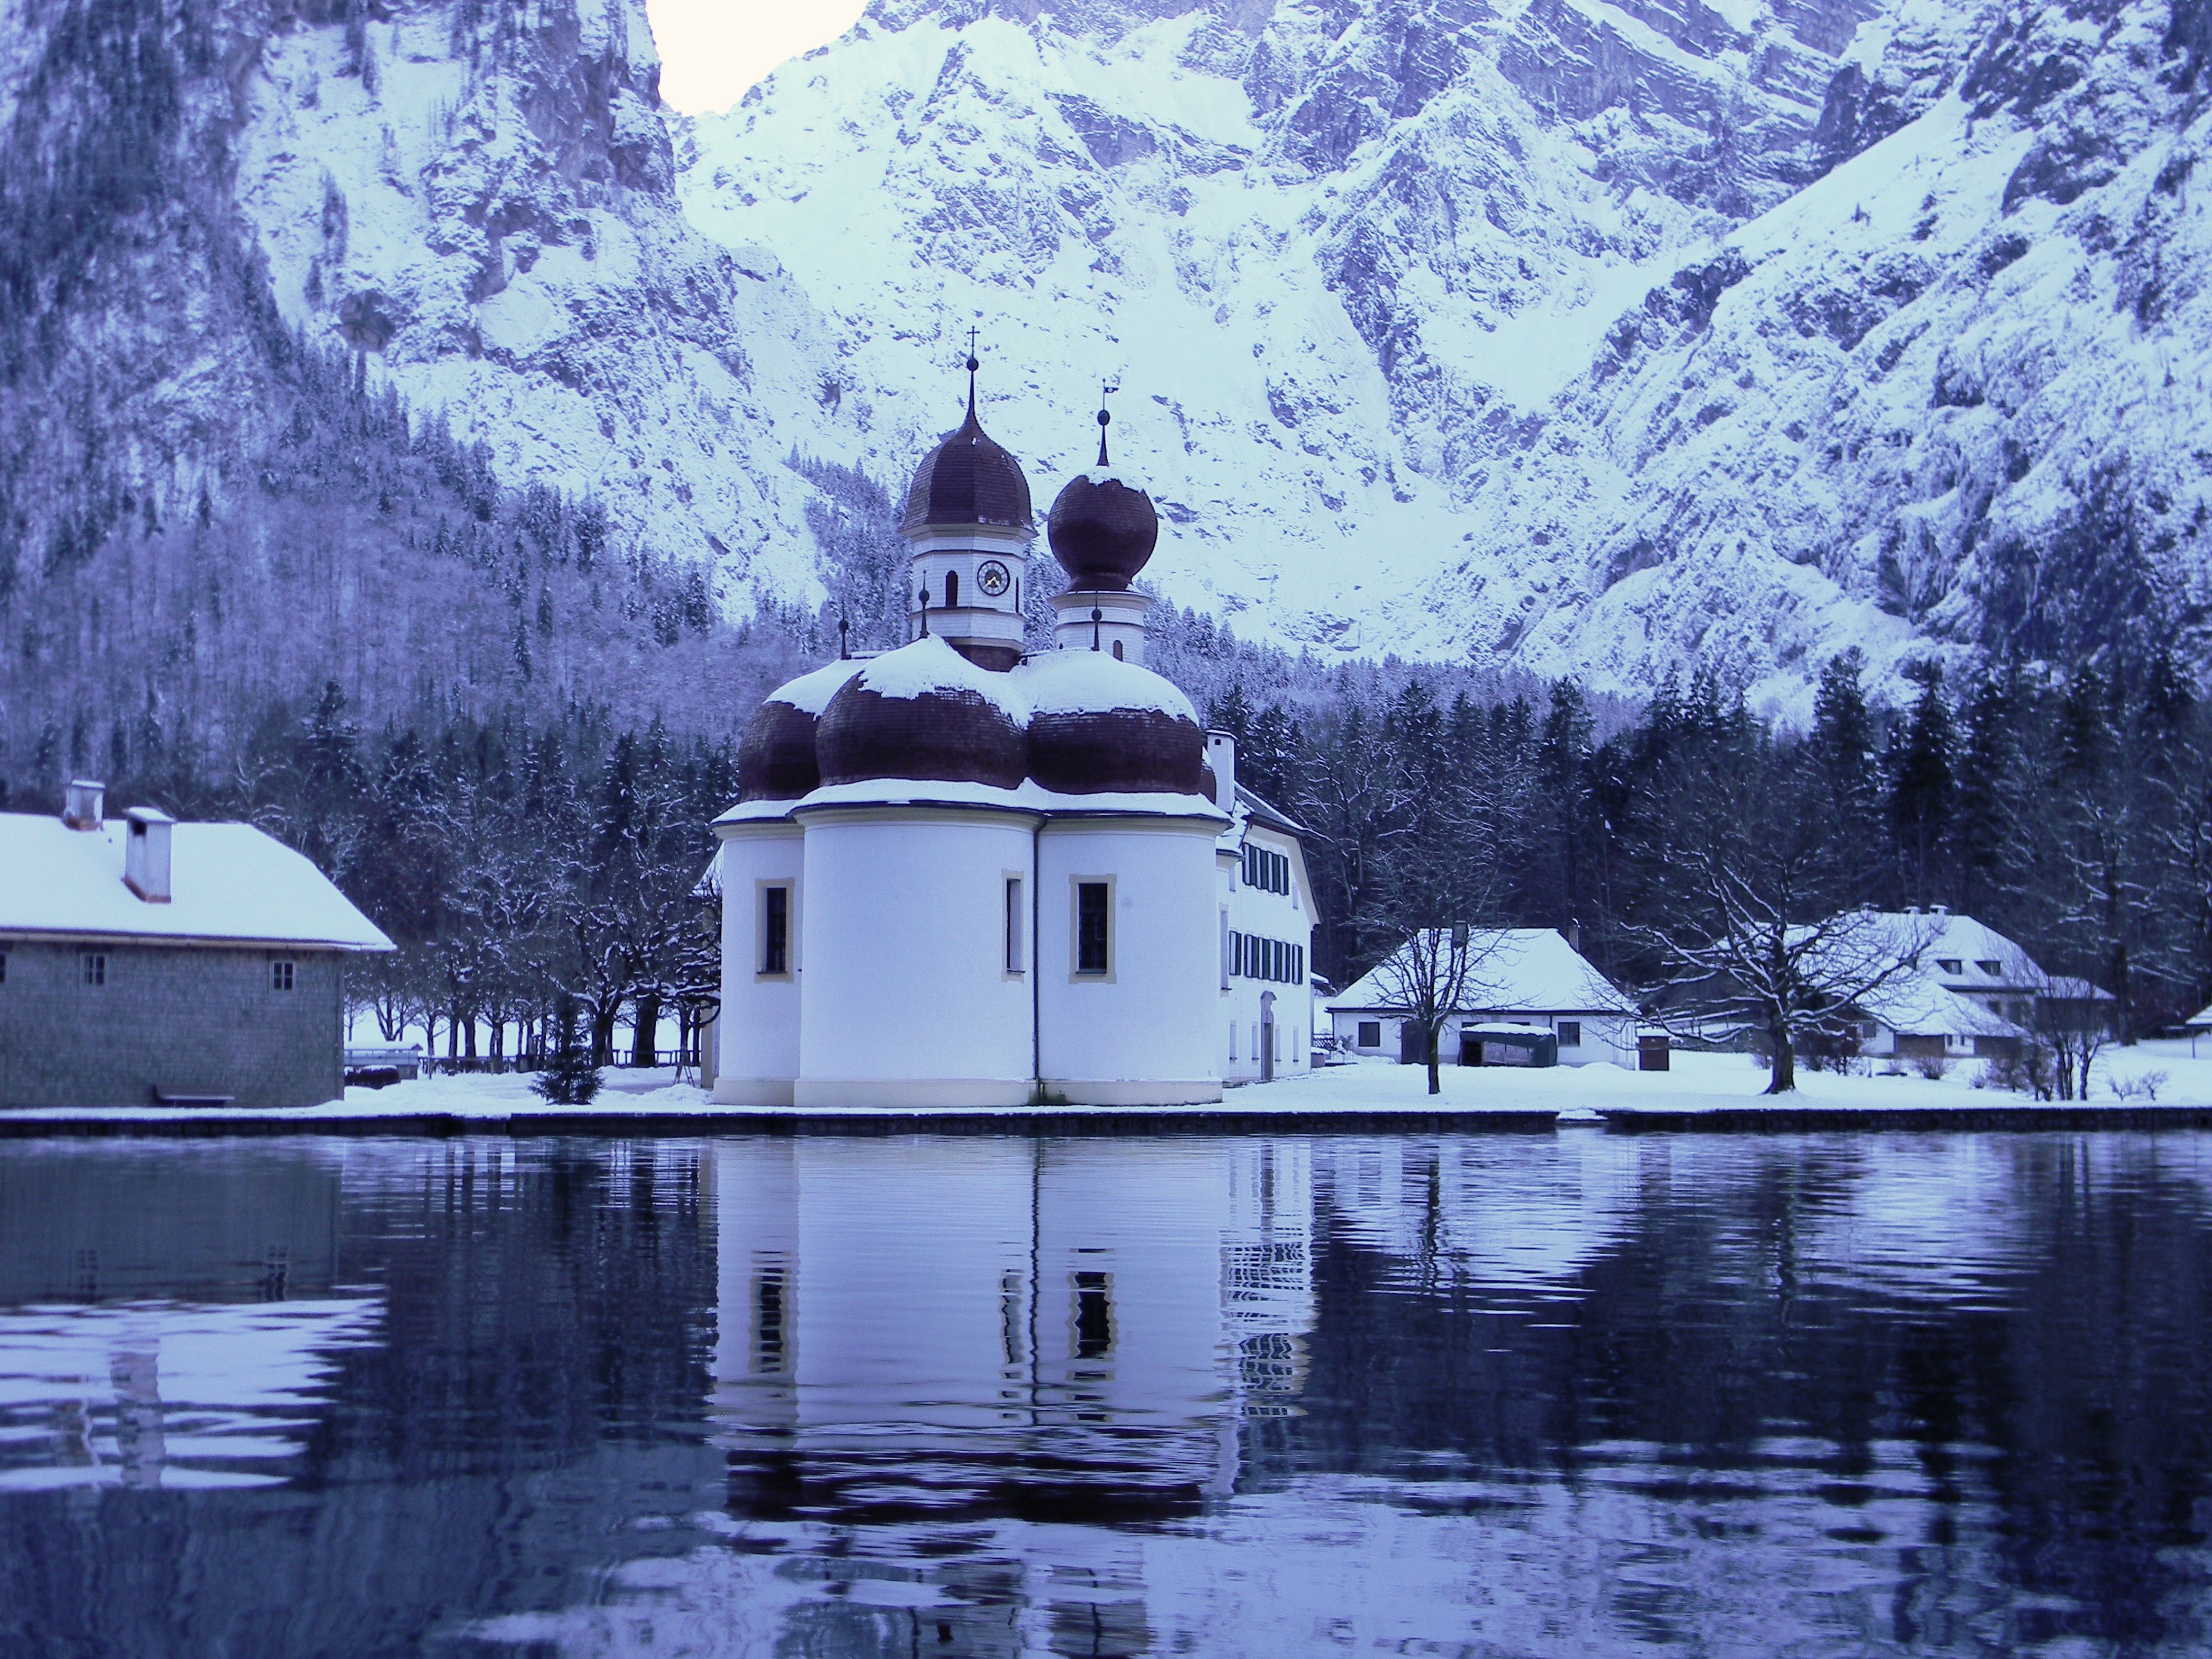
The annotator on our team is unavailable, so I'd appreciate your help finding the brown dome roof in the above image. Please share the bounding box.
[903,401,1034,534]
[1015,651,1205,796]
[1047,473,1158,591]
[1028,707,1206,795]
[817,639,1028,790]
[737,660,865,802]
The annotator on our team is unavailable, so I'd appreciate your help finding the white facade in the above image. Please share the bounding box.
[710,823,804,1105]
[1037,817,1222,1102]
[1213,749,1318,1084]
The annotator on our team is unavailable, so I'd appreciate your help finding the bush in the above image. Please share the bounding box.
[1989,1043,2055,1100]
[2109,1069,2168,1103]
[1911,1052,1952,1081]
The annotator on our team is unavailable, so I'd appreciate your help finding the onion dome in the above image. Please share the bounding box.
[738,659,864,802]
[1014,650,1206,796]
[817,637,1029,790]
[1047,474,1158,591]
[902,371,1033,533]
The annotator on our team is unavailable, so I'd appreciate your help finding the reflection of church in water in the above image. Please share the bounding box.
[711,1139,1317,1522]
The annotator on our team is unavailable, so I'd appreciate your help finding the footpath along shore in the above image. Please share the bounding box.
[8,1046,2212,1136]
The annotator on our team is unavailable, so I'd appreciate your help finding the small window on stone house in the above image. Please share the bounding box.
[81,952,106,987]
[1558,1020,1582,1047]
[271,960,296,992]
[1358,1021,1381,1048]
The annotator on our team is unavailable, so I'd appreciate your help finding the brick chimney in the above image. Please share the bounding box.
[62,779,105,830]
[125,806,174,903]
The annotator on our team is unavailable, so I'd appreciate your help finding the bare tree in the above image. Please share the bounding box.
[1371,925,1510,1095]
[2031,978,2112,1101]
[1644,853,1933,1094]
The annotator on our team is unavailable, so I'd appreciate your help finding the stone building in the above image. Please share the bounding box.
[0,782,393,1108]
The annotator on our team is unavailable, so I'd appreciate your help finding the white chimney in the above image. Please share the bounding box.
[62,779,105,831]
[125,806,174,903]
[1205,731,1237,811]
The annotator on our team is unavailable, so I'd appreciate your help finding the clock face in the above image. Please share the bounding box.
[976,560,1011,598]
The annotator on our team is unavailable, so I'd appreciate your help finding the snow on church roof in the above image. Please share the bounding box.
[764,656,865,716]
[1012,648,1196,720]
[0,815,394,951]
[1327,930,1635,1016]
[845,635,1029,719]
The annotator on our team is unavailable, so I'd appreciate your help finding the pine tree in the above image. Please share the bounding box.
[1885,660,1954,908]
[532,998,603,1105]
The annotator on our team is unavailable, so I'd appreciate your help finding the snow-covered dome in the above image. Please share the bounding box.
[817,637,1029,789]
[903,397,1033,534]
[738,659,865,802]
[1047,472,1158,591]
[1015,650,1204,795]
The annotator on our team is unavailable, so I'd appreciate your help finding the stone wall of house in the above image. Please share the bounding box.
[0,941,345,1108]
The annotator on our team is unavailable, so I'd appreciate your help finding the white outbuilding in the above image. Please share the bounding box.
[705,369,1313,1108]
[1323,928,1639,1067]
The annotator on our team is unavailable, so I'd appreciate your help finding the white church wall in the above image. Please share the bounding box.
[794,807,1040,1108]
[1037,818,1222,1104]
[712,824,805,1105]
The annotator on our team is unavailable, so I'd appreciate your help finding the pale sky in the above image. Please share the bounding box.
[648,0,869,114]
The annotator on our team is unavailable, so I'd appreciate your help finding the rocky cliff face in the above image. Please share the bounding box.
[687,0,2212,710]
[9,0,2211,718]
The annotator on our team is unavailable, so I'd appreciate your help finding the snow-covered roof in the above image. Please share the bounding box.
[1011,648,1196,720]
[0,815,394,951]
[1327,930,1635,1016]
[1840,911,2044,988]
[1236,783,1308,838]
[715,777,1226,826]
[1853,974,2026,1040]
[764,656,866,716]
[848,635,1027,719]
[2186,1004,2212,1031]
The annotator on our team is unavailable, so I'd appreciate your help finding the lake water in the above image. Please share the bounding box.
[2,1131,2210,1656]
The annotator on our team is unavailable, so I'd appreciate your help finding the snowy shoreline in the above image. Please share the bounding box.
[7,1047,2212,1136]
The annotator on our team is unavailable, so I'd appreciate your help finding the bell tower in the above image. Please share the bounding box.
[900,343,1034,673]
[1046,390,1160,666]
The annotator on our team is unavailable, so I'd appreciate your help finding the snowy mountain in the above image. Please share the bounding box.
[7,0,2210,722]
[685,0,2212,711]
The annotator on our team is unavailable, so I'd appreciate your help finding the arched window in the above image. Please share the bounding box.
[945,570,959,608]
[1112,640,1124,660]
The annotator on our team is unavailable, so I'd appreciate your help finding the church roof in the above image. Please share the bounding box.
[902,403,1033,533]
[0,815,393,950]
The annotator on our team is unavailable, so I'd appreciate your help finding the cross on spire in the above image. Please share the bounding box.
[964,327,980,420]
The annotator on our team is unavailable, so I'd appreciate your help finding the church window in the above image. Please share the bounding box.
[81,952,106,987]
[1077,883,1109,974]
[761,885,790,975]
[1112,640,1124,660]
[271,960,295,992]
[945,570,960,608]
[1005,877,1025,973]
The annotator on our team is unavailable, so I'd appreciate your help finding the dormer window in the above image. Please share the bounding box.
[1937,959,1963,975]
[1977,959,2002,977]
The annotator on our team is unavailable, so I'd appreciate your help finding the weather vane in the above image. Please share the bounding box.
[1096,380,1119,468]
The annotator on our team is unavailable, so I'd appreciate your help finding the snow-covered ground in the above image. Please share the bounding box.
[10,1044,2212,1128]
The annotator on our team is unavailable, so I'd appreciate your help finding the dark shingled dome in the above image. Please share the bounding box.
[817,643,1029,791]
[1028,707,1206,796]
[903,405,1034,533]
[1047,474,1159,591]
[737,701,825,802]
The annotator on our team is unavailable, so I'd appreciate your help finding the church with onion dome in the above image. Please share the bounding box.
[702,357,1317,1108]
